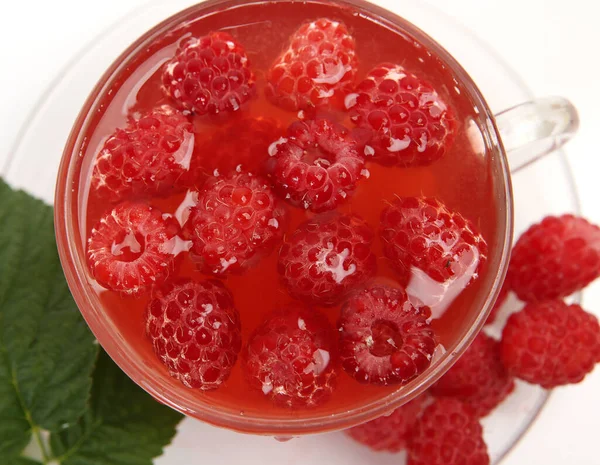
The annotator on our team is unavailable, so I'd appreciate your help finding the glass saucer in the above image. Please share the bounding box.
[1,0,580,463]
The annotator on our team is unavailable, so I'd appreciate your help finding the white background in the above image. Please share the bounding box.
[0,0,598,463]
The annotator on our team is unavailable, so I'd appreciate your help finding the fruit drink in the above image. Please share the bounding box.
[77,0,499,421]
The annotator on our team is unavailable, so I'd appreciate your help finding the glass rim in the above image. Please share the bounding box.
[54,0,514,435]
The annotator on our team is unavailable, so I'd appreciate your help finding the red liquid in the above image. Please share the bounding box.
[78,0,500,421]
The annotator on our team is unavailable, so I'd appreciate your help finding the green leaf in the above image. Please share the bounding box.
[11,457,42,465]
[51,351,182,465]
[0,179,97,461]
[0,179,182,464]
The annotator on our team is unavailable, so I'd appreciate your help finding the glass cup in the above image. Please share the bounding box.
[54,0,578,436]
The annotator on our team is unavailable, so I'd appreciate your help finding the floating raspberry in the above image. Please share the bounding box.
[162,32,255,115]
[243,306,337,408]
[198,117,283,176]
[266,118,366,212]
[346,63,454,167]
[90,106,196,202]
[266,18,357,111]
[87,202,181,295]
[182,172,285,275]
[145,279,242,390]
[339,285,437,386]
[380,196,487,287]
[278,214,376,306]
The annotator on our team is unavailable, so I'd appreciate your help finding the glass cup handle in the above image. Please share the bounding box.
[494,96,579,173]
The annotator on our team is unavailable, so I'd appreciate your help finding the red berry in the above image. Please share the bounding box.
[182,172,286,275]
[90,106,196,202]
[266,118,366,212]
[431,333,515,417]
[346,63,454,167]
[145,279,242,390]
[162,32,255,116]
[345,394,428,452]
[243,306,337,408]
[486,279,510,325]
[380,197,488,287]
[408,398,489,465]
[198,117,283,176]
[278,214,377,306]
[509,215,600,302]
[339,285,437,386]
[87,202,181,295]
[266,18,357,111]
[501,300,600,388]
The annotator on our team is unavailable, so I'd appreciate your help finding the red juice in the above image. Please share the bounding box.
[77,0,500,421]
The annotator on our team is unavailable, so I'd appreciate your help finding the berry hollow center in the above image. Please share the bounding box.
[111,230,145,262]
[303,145,336,168]
[369,320,403,357]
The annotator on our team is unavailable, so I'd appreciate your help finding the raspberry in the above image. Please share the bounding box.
[87,202,181,295]
[509,215,600,302]
[162,32,255,116]
[265,118,366,212]
[145,279,241,390]
[501,300,600,388]
[339,285,437,386]
[486,279,510,325]
[266,18,357,111]
[198,117,283,176]
[408,398,489,465]
[345,394,428,452]
[182,172,286,275]
[346,63,454,167]
[431,333,515,417]
[90,106,196,202]
[380,196,488,287]
[243,306,337,408]
[278,214,376,306]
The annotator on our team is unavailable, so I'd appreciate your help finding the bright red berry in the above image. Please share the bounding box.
[162,32,255,116]
[278,214,376,306]
[145,279,242,390]
[431,333,515,417]
[509,215,600,302]
[265,118,366,212]
[90,106,196,202]
[408,398,489,465]
[198,117,283,176]
[345,394,428,452]
[182,172,286,275]
[339,285,437,386]
[243,306,337,408]
[346,63,454,167]
[501,300,600,388]
[380,197,488,288]
[266,18,357,111]
[87,202,181,295]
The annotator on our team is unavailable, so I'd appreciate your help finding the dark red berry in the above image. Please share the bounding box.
[266,18,357,111]
[266,118,366,212]
[243,306,337,408]
[162,32,255,116]
[347,63,454,167]
[145,279,242,390]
